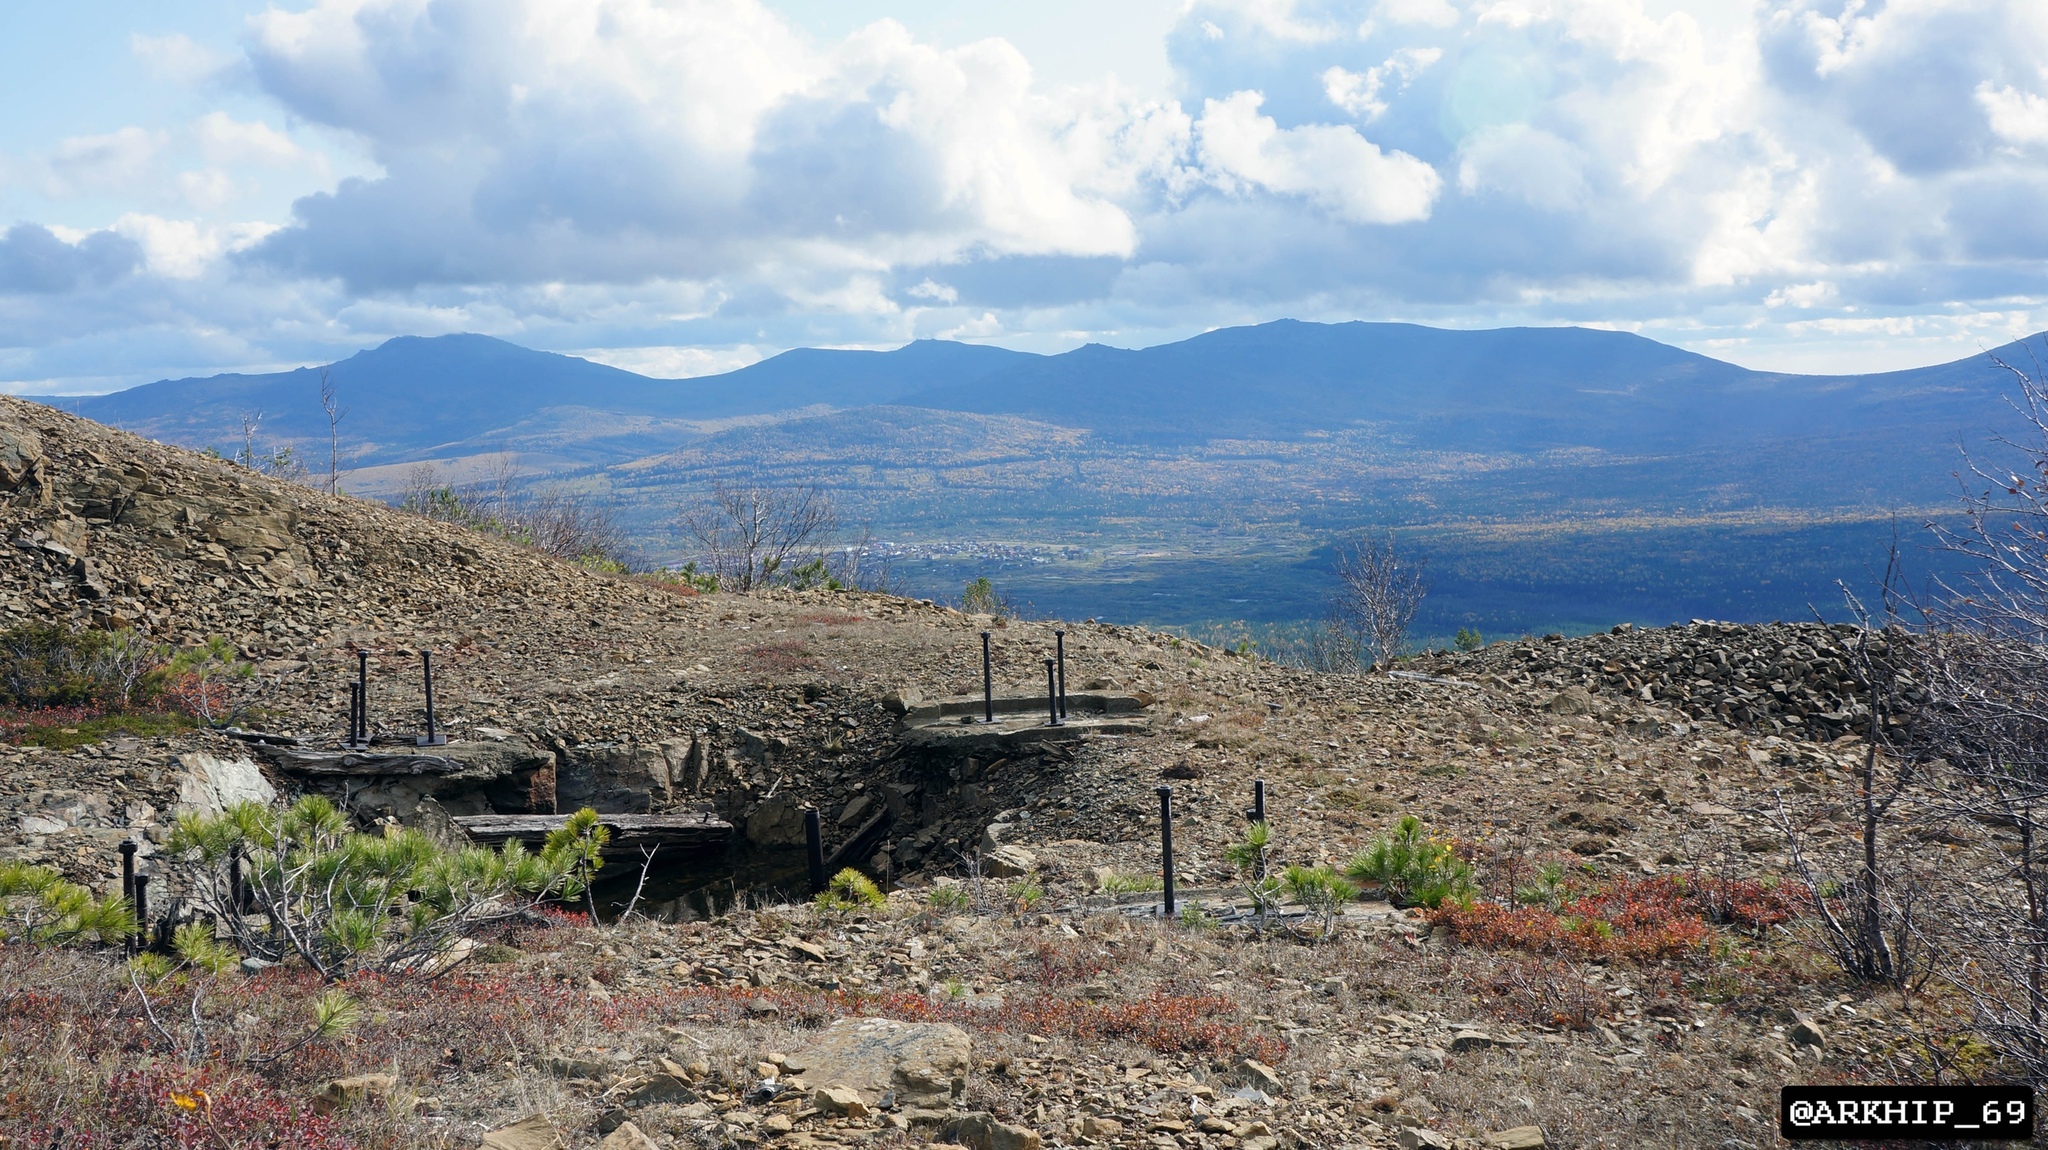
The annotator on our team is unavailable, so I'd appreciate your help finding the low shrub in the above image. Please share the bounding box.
[1429,873,1810,962]
[1347,815,1475,908]
[167,798,608,979]
[0,861,135,946]
[815,868,885,913]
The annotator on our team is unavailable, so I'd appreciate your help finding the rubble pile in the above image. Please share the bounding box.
[1439,620,1922,739]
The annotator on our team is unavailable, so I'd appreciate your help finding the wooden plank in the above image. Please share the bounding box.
[451,813,733,855]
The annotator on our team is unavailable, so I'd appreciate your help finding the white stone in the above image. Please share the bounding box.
[175,754,276,815]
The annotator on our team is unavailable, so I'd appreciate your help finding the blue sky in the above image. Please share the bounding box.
[3,0,2047,393]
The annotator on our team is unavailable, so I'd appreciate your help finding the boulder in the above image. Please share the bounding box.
[786,1017,970,1108]
[1397,1129,1453,1150]
[174,754,276,816]
[1483,1127,1547,1150]
[1079,1116,1123,1138]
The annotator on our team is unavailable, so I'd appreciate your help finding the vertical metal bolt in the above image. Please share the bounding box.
[229,842,245,915]
[356,650,371,745]
[347,681,362,747]
[1157,785,1176,918]
[418,650,446,746]
[804,808,827,895]
[981,631,995,724]
[1253,779,1267,823]
[120,841,139,954]
[1055,630,1067,718]
[133,873,151,950]
[1044,659,1062,726]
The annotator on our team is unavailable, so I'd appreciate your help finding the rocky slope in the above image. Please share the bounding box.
[0,394,1969,1149]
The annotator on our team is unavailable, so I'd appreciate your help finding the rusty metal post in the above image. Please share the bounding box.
[980,631,994,724]
[355,649,370,746]
[1055,630,1067,718]
[804,808,826,895]
[417,650,446,746]
[1157,785,1176,918]
[119,839,137,904]
[1044,659,1062,726]
[133,873,151,951]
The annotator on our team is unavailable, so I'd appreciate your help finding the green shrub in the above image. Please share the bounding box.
[1346,815,1476,908]
[1454,627,1484,652]
[926,884,971,915]
[815,867,886,913]
[168,797,603,979]
[787,558,844,592]
[961,577,1006,617]
[1283,863,1359,937]
[0,861,135,947]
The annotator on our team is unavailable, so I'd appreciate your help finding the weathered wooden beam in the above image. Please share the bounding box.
[451,813,733,855]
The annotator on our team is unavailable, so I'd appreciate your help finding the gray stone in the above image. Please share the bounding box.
[944,1112,1041,1150]
[1789,1013,1826,1049]
[1237,1058,1285,1094]
[1483,1127,1547,1150]
[983,844,1037,878]
[1397,1129,1453,1150]
[787,1016,971,1108]
[1404,1046,1448,1070]
[597,1122,659,1150]
[744,793,807,847]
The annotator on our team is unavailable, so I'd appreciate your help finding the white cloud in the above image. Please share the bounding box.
[1362,0,1461,35]
[111,214,280,280]
[10,0,2048,389]
[1980,81,2048,146]
[1196,91,1440,224]
[1323,47,1441,120]
[571,344,764,378]
[907,278,959,304]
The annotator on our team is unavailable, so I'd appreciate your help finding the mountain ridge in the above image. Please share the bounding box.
[65,320,2040,463]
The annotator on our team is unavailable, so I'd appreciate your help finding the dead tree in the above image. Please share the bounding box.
[318,367,347,496]
[1332,531,1428,670]
[1772,538,1927,994]
[1912,339,2048,1077]
[677,483,836,591]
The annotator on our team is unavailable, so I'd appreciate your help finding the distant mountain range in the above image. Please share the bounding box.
[54,320,2044,638]
[69,320,2032,461]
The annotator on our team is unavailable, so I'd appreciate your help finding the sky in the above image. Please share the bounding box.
[3,0,2047,394]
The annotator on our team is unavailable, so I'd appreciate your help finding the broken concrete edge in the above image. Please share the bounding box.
[900,692,1152,726]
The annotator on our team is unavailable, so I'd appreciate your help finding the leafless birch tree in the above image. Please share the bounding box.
[677,482,837,591]
[1333,531,1428,670]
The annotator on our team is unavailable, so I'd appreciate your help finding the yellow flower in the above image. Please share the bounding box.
[170,1093,198,1111]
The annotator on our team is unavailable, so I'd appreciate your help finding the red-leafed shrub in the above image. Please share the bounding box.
[1429,873,1808,962]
